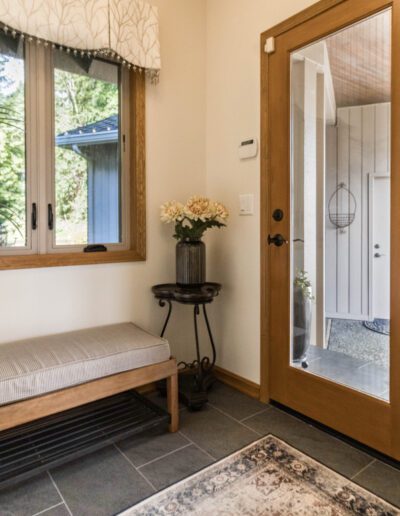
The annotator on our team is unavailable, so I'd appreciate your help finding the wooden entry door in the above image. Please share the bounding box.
[260,0,400,459]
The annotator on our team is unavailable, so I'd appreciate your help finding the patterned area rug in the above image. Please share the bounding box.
[328,318,389,367]
[120,435,399,515]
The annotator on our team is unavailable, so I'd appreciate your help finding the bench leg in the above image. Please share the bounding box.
[167,372,179,432]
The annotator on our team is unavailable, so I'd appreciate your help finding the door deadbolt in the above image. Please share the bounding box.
[272,209,284,222]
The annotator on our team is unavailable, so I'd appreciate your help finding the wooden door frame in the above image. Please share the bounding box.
[260,0,400,458]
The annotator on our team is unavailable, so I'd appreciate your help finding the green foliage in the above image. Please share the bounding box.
[55,70,118,133]
[54,68,118,243]
[0,54,26,246]
[0,50,119,247]
[294,270,315,301]
[173,219,226,241]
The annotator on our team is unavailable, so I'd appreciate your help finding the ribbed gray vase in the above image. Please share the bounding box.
[176,239,206,287]
[292,286,312,362]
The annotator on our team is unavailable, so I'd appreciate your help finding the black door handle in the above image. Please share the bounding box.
[268,234,288,247]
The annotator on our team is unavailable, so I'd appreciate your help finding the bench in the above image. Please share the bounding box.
[0,322,179,433]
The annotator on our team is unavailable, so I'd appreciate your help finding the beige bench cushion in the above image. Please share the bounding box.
[0,323,170,406]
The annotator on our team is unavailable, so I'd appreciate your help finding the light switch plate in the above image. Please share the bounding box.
[239,194,254,216]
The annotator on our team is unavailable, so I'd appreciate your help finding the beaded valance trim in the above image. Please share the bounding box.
[0,0,160,83]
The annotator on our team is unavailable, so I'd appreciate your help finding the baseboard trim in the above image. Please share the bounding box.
[136,368,261,401]
[214,366,260,400]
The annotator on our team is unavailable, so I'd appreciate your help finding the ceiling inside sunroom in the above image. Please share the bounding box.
[325,9,391,107]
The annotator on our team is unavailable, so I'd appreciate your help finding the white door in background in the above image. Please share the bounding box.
[372,176,390,320]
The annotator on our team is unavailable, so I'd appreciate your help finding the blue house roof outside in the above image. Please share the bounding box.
[56,114,119,148]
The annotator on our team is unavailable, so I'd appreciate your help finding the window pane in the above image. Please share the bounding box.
[0,35,26,248]
[54,52,121,246]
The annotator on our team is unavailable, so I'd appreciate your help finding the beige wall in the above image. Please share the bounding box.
[205,0,317,383]
[0,0,322,386]
[0,0,206,365]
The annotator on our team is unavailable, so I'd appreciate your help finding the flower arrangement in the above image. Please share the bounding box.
[294,270,314,301]
[161,196,229,241]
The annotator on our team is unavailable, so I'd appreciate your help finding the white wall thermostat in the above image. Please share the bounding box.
[238,138,258,160]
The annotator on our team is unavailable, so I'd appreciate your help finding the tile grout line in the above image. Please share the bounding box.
[351,458,376,480]
[363,456,400,475]
[268,404,376,459]
[357,362,375,371]
[252,405,390,479]
[134,468,158,494]
[113,443,157,492]
[31,502,65,516]
[181,399,382,479]
[240,407,271,422]
[177,431,217,462]
[137,443,192,469]
[207,402,263,437]
[47,471,73,516]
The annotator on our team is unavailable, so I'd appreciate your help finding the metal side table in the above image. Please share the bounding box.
[152,282,221,410]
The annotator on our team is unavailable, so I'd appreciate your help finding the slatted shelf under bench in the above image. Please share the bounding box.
[0,390,169,490]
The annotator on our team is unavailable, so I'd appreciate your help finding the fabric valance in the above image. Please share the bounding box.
[0,0,161,81]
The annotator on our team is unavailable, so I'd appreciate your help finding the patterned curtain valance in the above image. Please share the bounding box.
[0,0,161,81]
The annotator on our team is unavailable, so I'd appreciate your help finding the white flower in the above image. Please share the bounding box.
[184,196,213,221]
[160,195,229,241]
[211,201,229,221]
[160,201,184,223]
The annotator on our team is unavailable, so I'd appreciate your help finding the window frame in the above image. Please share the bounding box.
[0,42,146,270]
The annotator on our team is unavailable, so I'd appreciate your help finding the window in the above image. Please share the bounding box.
[53,52,127,249]
[0,33,145,269]
[0,35,27,250]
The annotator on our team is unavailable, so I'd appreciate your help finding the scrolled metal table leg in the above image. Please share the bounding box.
[193,304,203,391]
[202,304,216,369]
[159,299,173,338]
[201,304,217,391]
[155,299,174,398]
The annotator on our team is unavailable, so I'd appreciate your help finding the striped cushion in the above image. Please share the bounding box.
[0,323,170,406]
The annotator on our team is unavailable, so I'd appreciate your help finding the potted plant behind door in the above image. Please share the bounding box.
[293,270,314,368]
[161,196,229,286]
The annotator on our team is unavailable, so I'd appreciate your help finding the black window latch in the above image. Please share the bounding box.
[84,244,108,253]
[31,203,37,230]
[48,204,54,230]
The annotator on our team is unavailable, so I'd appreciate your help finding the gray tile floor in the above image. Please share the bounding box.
[1,382,399,515]
[294,345,389,400]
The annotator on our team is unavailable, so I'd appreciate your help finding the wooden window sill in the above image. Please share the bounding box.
[0,249,146,270]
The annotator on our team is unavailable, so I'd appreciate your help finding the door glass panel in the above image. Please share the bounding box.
[290,9,391,401]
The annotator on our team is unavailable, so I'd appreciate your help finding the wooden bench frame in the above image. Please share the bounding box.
[0,358,179,433]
